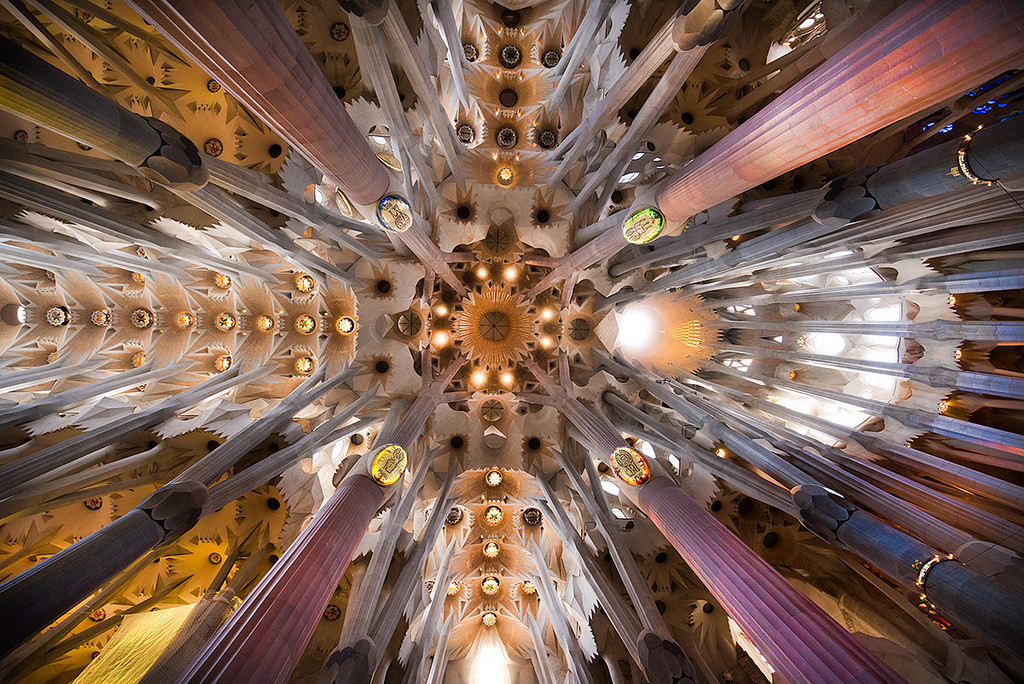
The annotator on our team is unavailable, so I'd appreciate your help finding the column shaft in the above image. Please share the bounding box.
[637,477,902,683]
[655,0,1024,222]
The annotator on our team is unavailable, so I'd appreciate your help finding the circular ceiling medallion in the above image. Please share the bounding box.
[622,207,665,244]
[481,576,500,594]
[336,316,355,334]
[295,314,317,334]
[485,469,503,486]
[376,195,413,233]
[522,507,542,526]
[215,313,237,331]
[499,44,522,68]
[611,446,651,486]
[446,506,464,526]
[481,400,504,423]
[369,444,407,486]
[478,311,510,341]
[496,126,518,149]
[483,541,500,558]
[482,611,497,626]
[294,355,315,375]
[484,505,503,525]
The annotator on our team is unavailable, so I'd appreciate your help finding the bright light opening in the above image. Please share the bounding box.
[500,371,514,387]
[617,306,659,352]
[471,369,487,386]
[802,332,846,356]
[601,480,620,496]
[431,331,450,347]
[471,641,511,684]
[369,134,388,145]
[540,308,555,321]
[503,265,517,280]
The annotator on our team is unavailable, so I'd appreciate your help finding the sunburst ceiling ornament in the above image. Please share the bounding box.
[455,286,534,367]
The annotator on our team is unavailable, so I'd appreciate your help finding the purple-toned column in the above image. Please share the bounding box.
[126,0,389,206]
[176,472,387,683]
[523,358,903,682]
[637,477,902,683]
[654,0,1024,223]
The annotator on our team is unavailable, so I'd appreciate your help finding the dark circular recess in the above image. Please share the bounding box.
[146,76,156,85]
[680,112,694,125]
[350,433,364,445]
[655,552,668,563]
[763,531,780,548]
[269,554,279,563]
[527,437,542,450]
[737,497,754,514]
[333,86,347,99]
[626,109,637,120]
[266,497,281,510]
[703,603,715,613]
[330,22,350,41]
[656,600,667,614]
[268,442,280,453]
[499,44,522,69]
[522,507,543,526]
[456,205,471,220]
[450,435,465,449]
[376,279,392,294]
[457,124,475,144]
[375,360,390,374]
[628,48,640,60]
[496,126,518,149]
[538,128,557,149]
[568,318,591,341]
[597,462,610,473]
[710,500,722,512]
[535,209,550,224]
[446,506,463,525]
[463,43,478,62]
[500,8,521,27]
[738,58,750,71]
[603,553,613,563]
[499,88,519,107]
[207,440,220,452]
[610,190,623,204]
[268,144,283,158]
[541,49,560,68]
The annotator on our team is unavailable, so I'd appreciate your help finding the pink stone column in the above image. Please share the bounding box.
[637,477,903,683]
[126,0,389,205]
[655,0,1024,223]
[177,473,386,683]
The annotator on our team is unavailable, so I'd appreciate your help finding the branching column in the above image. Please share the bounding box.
[126,0,388,205]
[654,0,1024,223]
[522,359,900,682]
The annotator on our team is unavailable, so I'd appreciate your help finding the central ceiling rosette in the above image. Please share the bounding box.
[454,285,535,368]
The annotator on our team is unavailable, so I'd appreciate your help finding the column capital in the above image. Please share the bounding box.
[139,480,209,544]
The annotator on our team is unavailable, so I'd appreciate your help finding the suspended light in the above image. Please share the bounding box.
[499,370,515,387]
[503,265,517,280]
[471,369,488,387]
[432,331,451,348]
[540,308,556,321]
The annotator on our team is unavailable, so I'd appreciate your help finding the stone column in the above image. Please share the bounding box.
[125,0,389,205]
[654,0,1024,223]
[636,477,902,683]
[0,36,206,190]
[0,481,208,659]
[522,360,900,682]
[794,485,1024,660]
[177,470,388,683]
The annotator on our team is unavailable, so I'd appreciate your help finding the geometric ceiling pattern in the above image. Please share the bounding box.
[0,1,1023,683]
